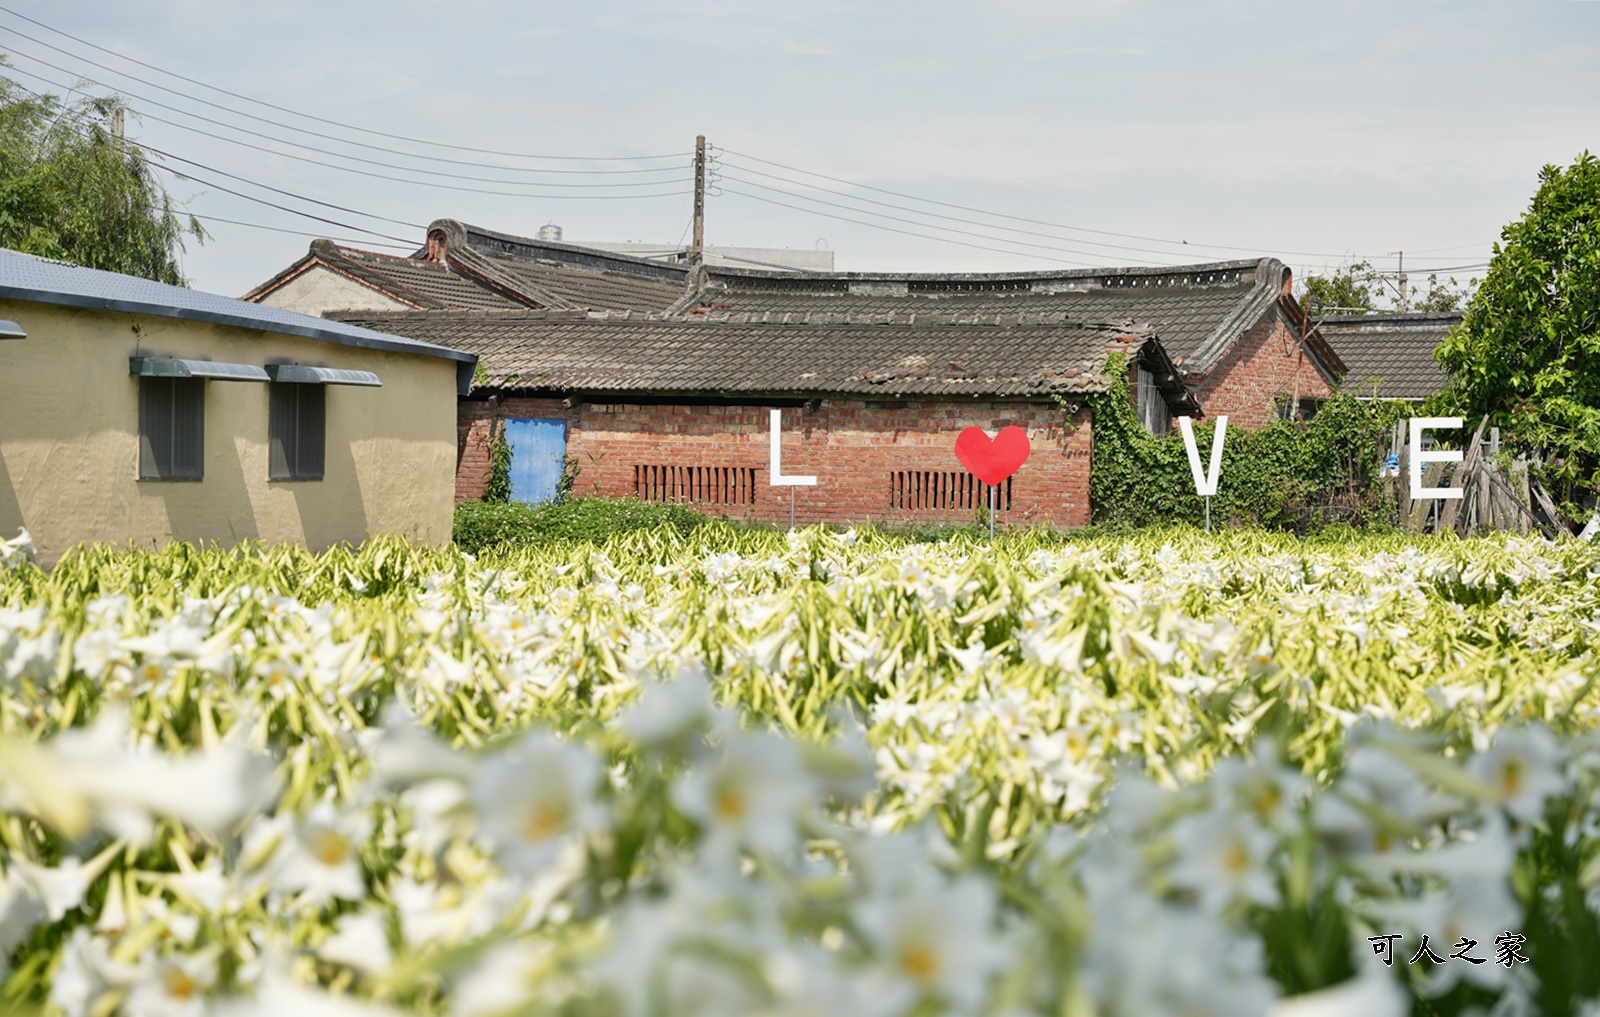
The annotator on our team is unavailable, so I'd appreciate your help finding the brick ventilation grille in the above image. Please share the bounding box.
[889,471,1013,511]
[634,465,758,505]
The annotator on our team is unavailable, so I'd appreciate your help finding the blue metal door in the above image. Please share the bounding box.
[505,418,566,504]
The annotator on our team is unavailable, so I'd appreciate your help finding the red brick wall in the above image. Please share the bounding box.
[1191,305,1333,428]
[458,397,1095,528]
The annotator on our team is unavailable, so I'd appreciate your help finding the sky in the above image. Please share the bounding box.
[2,1,1596,300]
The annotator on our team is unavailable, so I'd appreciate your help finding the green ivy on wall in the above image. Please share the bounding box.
[481,422,513,504]
[1073,353,1392,530]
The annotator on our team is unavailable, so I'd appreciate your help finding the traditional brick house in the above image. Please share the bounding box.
[326,308,1197,529]
[247,219,1344,526]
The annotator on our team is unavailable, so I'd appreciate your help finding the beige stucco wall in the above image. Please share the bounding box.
[254,266,410,316]
[0,299,459,567]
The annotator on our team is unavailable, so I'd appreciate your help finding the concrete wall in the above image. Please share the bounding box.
[0,299,458,567]
[253,265,410,316]
[1193,305,1333,428]
[459,396,1095,529]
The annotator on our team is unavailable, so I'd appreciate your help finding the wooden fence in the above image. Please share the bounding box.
[1383,417,1565,537]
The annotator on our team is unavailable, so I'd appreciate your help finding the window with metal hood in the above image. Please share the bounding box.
[138,377,205,481]
[269,383,326,481]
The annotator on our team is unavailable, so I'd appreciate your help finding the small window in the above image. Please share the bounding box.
[139,377,204,480]
[889,471,1012,511]
[634,465,756,504]
[1134,366,1173,436]
[269,383,326,481]
[1277,396,1325,422]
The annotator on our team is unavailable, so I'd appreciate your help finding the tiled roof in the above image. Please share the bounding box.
[0,247,478,394]
[691,258,1291,377]
[486,255,688,314]
[1319,312,1459,401]
[242,240,533,311]
[326,308,1182,403]
[333,247,531,310]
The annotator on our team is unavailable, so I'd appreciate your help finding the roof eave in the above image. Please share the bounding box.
[0,284,477,370]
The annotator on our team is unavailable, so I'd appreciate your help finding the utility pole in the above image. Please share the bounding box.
[690,135,706,267]
[111,108,124,159]
[1381,250,1409,312]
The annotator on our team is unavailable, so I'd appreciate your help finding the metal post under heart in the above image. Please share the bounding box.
[954,425,1031,539]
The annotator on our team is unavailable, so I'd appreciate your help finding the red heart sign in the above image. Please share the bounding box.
[954,425,1031,485]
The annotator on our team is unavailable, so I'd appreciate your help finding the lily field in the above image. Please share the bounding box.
[2,524,1600,1016]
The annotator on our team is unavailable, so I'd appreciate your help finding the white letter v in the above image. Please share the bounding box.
[1177,416,1228,497]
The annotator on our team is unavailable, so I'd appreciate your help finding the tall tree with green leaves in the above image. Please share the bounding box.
[1435,151,1600,519]
[1298,260,1380,317]
[0,69,202,284]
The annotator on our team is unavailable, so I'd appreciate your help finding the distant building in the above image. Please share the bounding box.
[0,249,474,566]
[1318,312,1460,403]
[246,220,1342,528]
[327,306,1198,529]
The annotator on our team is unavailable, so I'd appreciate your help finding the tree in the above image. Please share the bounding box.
[1299,260,1379,317]
[1411,273,1479,314]
[1300,261,1479,317]
[1434,151,1600,519]
[0,68,202,284]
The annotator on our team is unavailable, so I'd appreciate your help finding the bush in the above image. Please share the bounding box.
[1082,354,1391,531]
[452,497,708,552]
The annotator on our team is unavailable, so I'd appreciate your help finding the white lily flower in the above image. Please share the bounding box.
[214,970,407,1017]
[369,705,475,786]
[470,730,608,877]
[317,910,393,974]
[269,803,371,907]
[125,949,218,1017]
[166,858,230,914]
[11,856,96,922]
[1167,806,1280,911]
[1466,724,1568,823]
[71,628,124,682]
[673,721,812,855]
[452,939,543,1017]
[1210,748,1309,833]
[0,526,35,567]
[50,927,141,1017]
[856,866,1003,1016]
[37,708,276,843]
[0,865,44,956]
[2,629,59,686]
[619,664,715,747]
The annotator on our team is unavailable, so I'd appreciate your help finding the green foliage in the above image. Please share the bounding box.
[1412,273,1479,314]
[1081,354,1388,530]
[556,454,580,503]
[452,497,708,553]
[0,68,203,283]
[1435,151,1600,516]
[480,423,512,504]
[1299,260,1379,316]
[1301,261,1477,317]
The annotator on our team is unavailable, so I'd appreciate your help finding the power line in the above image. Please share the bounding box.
[152,163,418,245]
[724,160,1233,262]
[720,187,1110,268]
[0,8,690,164]
[2,54,693,195]
[184,213,413,250]
[133,141,422,229]
[720,172,1195,266]
[717,146,1448,264]
[6,77,416,248]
